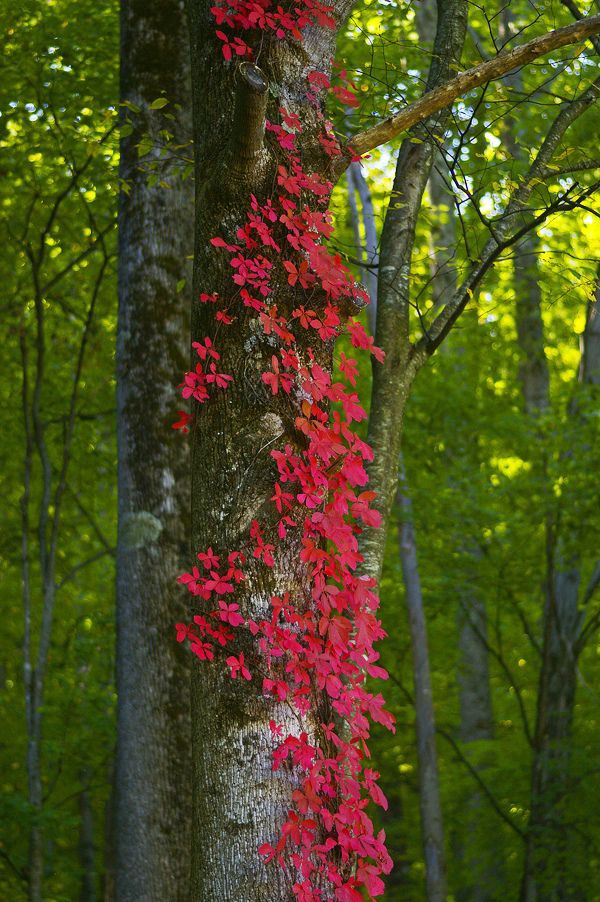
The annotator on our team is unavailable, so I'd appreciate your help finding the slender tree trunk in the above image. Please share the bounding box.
[496,11,585,897]
[102,762,115,902]
[431,157,498,896]
[115,2,193,898]
[346,162,379,333]
[21,196,106,902]
[345,158,447,898]
[398,473,447,902]
[427,151,458,312]
[520,280,600,900]
[79,777,97,902]
[361,0,468,582]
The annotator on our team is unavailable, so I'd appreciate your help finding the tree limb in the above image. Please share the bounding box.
[230,62,268,174]
[387,671,525,839]
[561,0,600,54]
[435,727,527,840]
[413,70,600,358]
[55,548,115,592]
[349,15,600,158]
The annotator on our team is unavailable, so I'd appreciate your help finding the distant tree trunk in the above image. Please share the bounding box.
[495,10,580,897]
[514,228,550,417]
[429,152,497,897]
[427,152,458,312]
[115,1,193,898]
[345,161,379,333]
[398,472,447,902]
[19,148,109,902]
[345,158,447,899]
[78,777,97,902]
[520,278,600,900]
[102,763,115,902]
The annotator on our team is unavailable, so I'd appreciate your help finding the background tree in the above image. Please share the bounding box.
[115,0,193,898]
[1,1,118,897]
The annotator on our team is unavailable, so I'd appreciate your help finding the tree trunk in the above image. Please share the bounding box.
[345,155,447,899]
[398,473,447,902]
[102,762,115,902]
[345,162,379,333]
[496,10,587,897]
[115,1,193,898]
[418,10,497,884]
[520,280,600,900]
[361,0,468,582]
[79,777,97,902]
[186,5,355,898]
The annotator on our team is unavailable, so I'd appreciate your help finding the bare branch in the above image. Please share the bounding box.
[435,728,526,840]
[349,15,600,158]
[56,549,114,592]
[40,219,116,295]
[231,62,269,175]
[413,71,600,358]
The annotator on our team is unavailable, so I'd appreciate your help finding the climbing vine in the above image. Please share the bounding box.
[174,2,394,898]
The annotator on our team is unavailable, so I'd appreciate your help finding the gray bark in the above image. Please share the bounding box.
[186,3,353,898]
[346,162,379,333]
[500,7,550,419]
[79,779,97,902]
[398,474,447,902]
[345,153,447,899]
[428,152,457,311]
[115,1,193,899]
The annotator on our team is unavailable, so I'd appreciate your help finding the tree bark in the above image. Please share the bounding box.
[349,13,600,158]
[115,1,193,898]
[186,4,353,898]
[398,473,447,902]
[345,162,379,333]
[79,777,97,902]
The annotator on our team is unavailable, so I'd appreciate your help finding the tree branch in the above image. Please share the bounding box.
[413,71,600,358]
[56,548,114,592]
[230,62,268,174]
[561,0,600,54]
[349,15,600,158]
[387,671,525,839]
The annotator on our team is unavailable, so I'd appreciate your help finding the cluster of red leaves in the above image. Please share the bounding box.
[212,0,336,59]
[174,4,393,899]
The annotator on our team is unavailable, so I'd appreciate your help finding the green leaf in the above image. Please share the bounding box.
[149,97,169,110]
[137,136,153,158]
[121,99,141,113]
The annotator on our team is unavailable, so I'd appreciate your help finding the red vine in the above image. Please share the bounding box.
[174,3,394,898]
